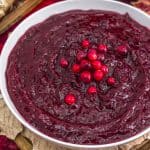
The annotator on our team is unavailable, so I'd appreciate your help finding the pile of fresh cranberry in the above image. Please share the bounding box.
[0,135,19,150]
[60,39,128,105]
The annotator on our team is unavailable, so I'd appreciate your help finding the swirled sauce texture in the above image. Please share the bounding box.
[6,10,150,144]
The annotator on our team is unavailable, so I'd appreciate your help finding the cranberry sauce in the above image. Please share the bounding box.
[117,0,137,4]
[6,10,150,144]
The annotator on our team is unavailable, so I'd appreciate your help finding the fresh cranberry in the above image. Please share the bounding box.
[94,70,104,81]
[82,39,90,48]
[91,60,102,70]
[101,65,109,74]
[80,59,92,70]
[98,44,107,53]
[116,45,128,55]
[80,71,91,83]
[0,135,19,150]
[88,49,97,61]
[60,58,68,68]
[87,86,97,94]
[65,94,76,105]
[76,51,86,62]
[72,64,80,73]
[107,77,116,85]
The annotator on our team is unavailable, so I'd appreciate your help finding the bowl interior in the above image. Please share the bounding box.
[0,0,150,149]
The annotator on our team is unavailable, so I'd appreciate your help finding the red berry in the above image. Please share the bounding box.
[107,77,116,85]
[80,71,91,83]
[60,58,68,68]
[82,39,90,48]
[0,135,19,150]
[80,59,92,70]
[98,44,107,53]
[91,60,102,70]
[72,64,80,73]
[76,51,86,62]
[117,45,128,55]
[94,70,104,81]
[87,86,97,94]
[101,65,109,74]
[65,94,76,105]
[88,49,97,61]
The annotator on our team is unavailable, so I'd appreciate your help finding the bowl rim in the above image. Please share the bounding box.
[0,0,150,149]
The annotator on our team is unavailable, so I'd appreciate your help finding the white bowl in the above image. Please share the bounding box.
[0,0,150,149]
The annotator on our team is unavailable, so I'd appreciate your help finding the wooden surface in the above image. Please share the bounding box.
[0,0,42,34]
